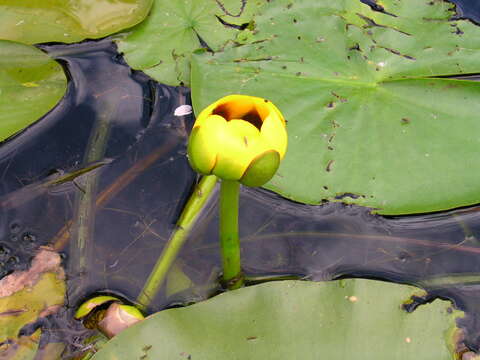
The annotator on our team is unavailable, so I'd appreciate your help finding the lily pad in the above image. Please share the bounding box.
[0,0,153,44]
[0,40,67,142]
[92,279,462,359]
[191,0,480,215]
[116,0,264,86]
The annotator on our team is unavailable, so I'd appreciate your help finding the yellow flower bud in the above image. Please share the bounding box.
[188,95,287,187]
[75,295,144,338]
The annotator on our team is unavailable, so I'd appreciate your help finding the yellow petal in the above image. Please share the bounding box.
[260,114,288,159]
[252,97,272,122]
[194,102,218,128]
[229,119,271,164]
[187,115,226,174]
[227,119,260,138]
[265,100,287,126]
[212,121,253,180]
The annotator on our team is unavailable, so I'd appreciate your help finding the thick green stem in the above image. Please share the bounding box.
[137,175,218,310]
[219,180,243,289]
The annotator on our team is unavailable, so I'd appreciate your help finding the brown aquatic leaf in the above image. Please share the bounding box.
[0,247,64,297]
[0,247,66,358]
[0,329,41,360]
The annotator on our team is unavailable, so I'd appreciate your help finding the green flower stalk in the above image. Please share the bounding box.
[188,95,287,289]
[137,175,217,309]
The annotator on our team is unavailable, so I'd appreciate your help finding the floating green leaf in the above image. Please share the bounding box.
[92,280,462,360]
[116,0,264,86]
[0,40,67,142]
[191,0,480,215]
[0,0,153,44]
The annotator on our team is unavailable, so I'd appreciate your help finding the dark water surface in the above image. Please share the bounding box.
[1,0,480,357]
[451,0,480,24]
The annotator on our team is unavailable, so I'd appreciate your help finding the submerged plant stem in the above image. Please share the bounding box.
[69,103,113,298]
[137,175,218,310]
[219,180,243,290]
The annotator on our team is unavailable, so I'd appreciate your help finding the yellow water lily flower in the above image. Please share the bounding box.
[188,95,287,187]
[75,295,144,338]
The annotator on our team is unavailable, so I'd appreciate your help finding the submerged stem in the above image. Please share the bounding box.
[219,180,243,289]
[137,175,218,310]
[68,102,113,299]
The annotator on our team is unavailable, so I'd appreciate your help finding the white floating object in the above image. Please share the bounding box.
[174,105,192,117]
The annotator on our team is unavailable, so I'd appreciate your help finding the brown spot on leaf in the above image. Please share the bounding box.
[326,160,334,172]
[349,43,361,52]
[335,193,362,200]
[0,309,27,317]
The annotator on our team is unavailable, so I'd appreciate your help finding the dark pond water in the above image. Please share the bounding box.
[451,0,480,24]
[1,0,480,357]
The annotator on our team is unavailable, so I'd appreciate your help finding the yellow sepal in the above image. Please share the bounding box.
[261,114,288,159]
[240,150,280,187]
[187,115,225,174]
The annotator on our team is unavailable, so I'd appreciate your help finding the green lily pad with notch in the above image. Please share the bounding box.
[0,0,153,44]
[191,0,480,215]
[116,0,265,86]
[0,40,67,142]
[92,279,463,360]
